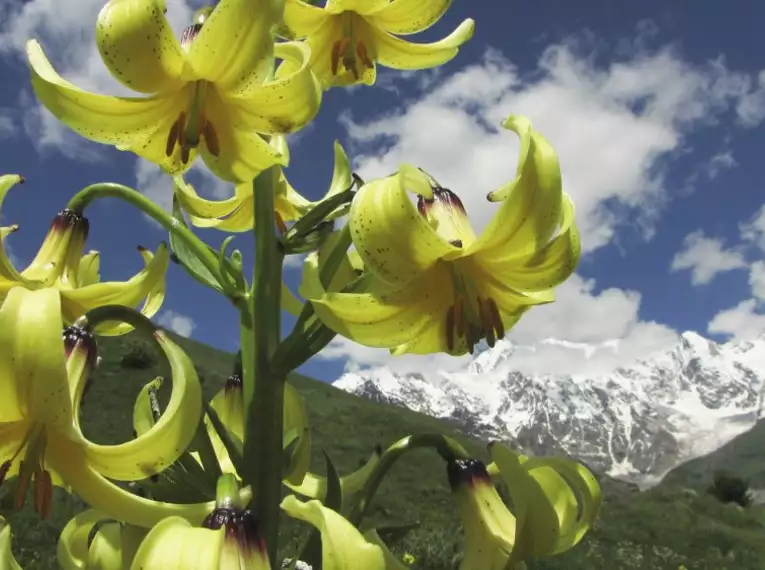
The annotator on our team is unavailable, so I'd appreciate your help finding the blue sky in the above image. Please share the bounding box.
[0,0,764,382]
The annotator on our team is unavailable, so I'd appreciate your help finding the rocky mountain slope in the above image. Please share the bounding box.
[333,332,765,486]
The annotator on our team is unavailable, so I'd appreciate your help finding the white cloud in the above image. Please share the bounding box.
[705,151,737,180]
[749,262,765,302]
[740,204,765,251]
[318,274,678,377]
[0,111,14,140]
[708,300,765,341]
[670,230,747,285]
[284,253,308,269]
[157,310,197,338]
[736,70,765,127]
[341,43,763,254]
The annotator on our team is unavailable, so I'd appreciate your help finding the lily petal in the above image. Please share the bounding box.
[311,266,453,348]
[58,509,142,570]
[281,495,386,570]
[96,0,186,93]
[79,330,202,481]
[324,0,390,16]
[77,252,101,287]
[87,522,126,570]
[199,89,287,183]
[471,116,564,256]
[128,517,223,569]
[326,141,353,198]
[48,438,244,528]
[224,42,321,134]
[285,448,380,504]
[26,40,184,149]
[349,173,457,287]
[174,176,246,220]
[367,18,474,70]
[364,529,410,570]
[283,0,331,37]
[372,0,453,35]
[188,0,281,95]
[0,519,23,570]
[478,193,580,294]
[2,288,73,431]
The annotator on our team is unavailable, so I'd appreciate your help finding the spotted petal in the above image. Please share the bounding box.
[283,0,331,37]
[367,18,474,70]
[96,0,187,93]
[372,0,453,35]
[324,0,390,16]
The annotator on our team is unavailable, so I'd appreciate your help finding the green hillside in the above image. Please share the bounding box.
[663,420,765,489]
[4,332,765,569]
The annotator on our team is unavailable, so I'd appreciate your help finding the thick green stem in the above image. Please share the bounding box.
[241,167,284,567]
[66,183,222,284]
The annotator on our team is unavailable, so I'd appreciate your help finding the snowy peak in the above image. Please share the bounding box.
[332,332,765,487]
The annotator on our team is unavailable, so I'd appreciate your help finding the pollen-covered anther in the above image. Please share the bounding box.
[166,112,186,157]
[356,41,374,69]
[202,121,220,157]
[445,295,505,353]
[33,470,53,520]
[331,37,352,76]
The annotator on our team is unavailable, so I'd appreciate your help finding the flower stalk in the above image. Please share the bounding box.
[242,165,285,567]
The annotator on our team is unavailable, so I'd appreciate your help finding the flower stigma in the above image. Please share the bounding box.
[167,7,220,165]
[416,174,504,354]
[330,12,374,79]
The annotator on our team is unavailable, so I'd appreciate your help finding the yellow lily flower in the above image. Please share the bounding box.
[26,0,322,183]
[0,517,23,570]
[0,175,168,336]
[0,287,207,527]
[58,509,147,570]
[129,496,385,569]
[200,372,380,499]
[447,444,601,569]
[308,115,581,356]
[281,0,475,88]
[173,136,353,232]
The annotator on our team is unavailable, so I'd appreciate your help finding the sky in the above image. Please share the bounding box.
[0,0,764,383]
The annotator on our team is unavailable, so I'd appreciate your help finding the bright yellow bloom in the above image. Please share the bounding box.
[129,496,385,569]
[0,517,22,570]
[58,510,147,570]
[307,115,580,356]
[173,136,353,232]
[281,0,474,88]
[448,444,601,569]
[0,287,204,527]
[0,175,168,336]
[26,0,322,183]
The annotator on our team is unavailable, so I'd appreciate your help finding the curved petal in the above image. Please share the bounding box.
[77,252,101,287]
[174,176,245,220]
[87,522,126,570]
[190,199,254,232]
[325,0,390,15]
[79,330,202,481]
[285,448,380,502]
[470,116,564,257]
[199,89,286,183]
[58,509,120,570]
[188,0,281,95]
[372,0,452,35]
[326,141,353,198]
[224,42,321,135]
[349,172,457,287]
[0,225,23,284]
[2,288,74,430]
[284,383,311,485]
[283,0,332,37]
[477,193,580,294]
[363,529,410,570]
[60,244,169,327]
[128,517,223,568]
[26,40,185,150]
[311,266,453,349]
[48,438,244,528]
[281,495,386,570]
[96,0,187,93]
[0,520,23,570]
[367,18,474,70]
[282,281,305,316]
[298,233,360,300]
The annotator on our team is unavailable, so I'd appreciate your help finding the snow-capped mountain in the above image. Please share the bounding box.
[332,332,765,487]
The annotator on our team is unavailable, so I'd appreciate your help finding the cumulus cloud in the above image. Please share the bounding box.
[749,262,765,302]
[736,70,765,127]
[740,205,765,251]
[157,310,197,338]
[708,300,765,341]
[341,44,762,254]
[670,231,747,285]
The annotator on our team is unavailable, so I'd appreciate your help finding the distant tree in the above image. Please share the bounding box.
[707,470,753,508]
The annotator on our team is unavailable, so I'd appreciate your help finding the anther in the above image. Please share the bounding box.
[34,470,53,520]
[356,41,374,69]
[477,297,496,348]
[445,305,456,352]
[485,297,504,341]
[202,122,220,157]
[331,38,351,76]
[453,295,465,339]
[166,114,185,157]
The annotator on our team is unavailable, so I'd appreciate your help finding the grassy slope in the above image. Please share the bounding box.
[4,332,765,569]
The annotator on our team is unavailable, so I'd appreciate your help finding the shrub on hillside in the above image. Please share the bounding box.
[119,341,156,369]
[707,471,753,508]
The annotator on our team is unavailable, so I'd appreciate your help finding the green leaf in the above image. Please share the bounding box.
[203,401,245,476]
[169,196,224,292]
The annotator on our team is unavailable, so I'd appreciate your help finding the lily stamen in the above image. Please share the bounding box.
[356,40,374,69]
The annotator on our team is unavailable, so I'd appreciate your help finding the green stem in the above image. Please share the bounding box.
[66,183,222,284]
[242,167,284,568]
